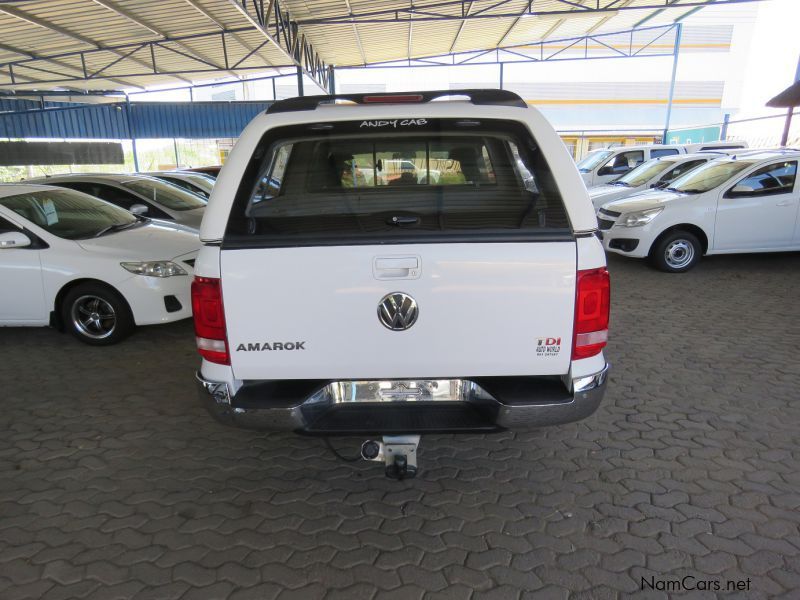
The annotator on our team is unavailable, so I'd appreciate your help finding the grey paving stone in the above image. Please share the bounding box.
[2,253,800,599]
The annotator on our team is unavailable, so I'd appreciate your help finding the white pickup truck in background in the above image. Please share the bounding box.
[192,90,610,478]
[578,141,748,187]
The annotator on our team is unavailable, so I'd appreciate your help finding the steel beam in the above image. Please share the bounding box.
[448,0,473,53]
[182,0,278,69]
[343,0,368,64]
[295,0,766,25]
[90,0,241,80]
[0,41,143,89]
[338,23,679,69]
[226,0,329,92]
[0,4,175,87]
[496,0,536,47]
[0,27,294,88]
[407,1,414,60]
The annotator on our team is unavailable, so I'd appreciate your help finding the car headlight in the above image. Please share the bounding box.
[120,261,187,277]
[619,207,664,227]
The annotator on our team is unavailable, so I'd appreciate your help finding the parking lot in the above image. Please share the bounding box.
[2,251,800,600]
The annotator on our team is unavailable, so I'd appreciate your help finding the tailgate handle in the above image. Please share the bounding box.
[373,256,421,280]
[387,215,419,226]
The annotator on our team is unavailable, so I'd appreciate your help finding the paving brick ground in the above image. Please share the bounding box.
[2,251,800,599]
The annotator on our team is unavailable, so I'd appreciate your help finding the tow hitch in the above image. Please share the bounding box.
[360,435,420,479]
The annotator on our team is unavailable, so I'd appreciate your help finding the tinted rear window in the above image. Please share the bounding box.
[225,119,570,247]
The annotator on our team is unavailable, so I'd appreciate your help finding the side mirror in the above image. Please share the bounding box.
[729,184,754,195]
[0,231,32,249]
[130,203,149,215]
[597,166,614,176]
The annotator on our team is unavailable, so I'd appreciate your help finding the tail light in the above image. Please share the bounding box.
[573,267,610,360]
[191,277,229,365]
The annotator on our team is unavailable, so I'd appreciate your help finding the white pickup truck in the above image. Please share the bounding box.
[578,141,747,187]
[193,90,610,478]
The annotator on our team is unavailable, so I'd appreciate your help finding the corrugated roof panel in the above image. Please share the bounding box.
[409,22,463,58]
[0,0,759,91]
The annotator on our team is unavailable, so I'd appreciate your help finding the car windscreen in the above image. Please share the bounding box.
[224,119,571,247]
[0,188,137,239]
[122,178,207,211]
[577,150,613,172]
[616,160,673,187]
[668,160,753,194]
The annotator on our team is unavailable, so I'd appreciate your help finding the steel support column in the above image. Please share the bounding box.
[297,66,304,96]
[662,23,682,142]
[780,55,800,147]
[125,95,139,172]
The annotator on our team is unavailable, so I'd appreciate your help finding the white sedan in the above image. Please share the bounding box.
[0,184,200,344]
[147,171,215,199]
[598,150,800,272]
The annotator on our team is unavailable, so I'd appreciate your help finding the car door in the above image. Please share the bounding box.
[0,214,47,324]
[713,160,799,250]
[595,150,644,185]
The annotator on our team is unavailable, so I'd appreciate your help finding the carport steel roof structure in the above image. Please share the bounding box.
[0,0,768,94]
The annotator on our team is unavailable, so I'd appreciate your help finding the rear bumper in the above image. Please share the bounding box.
[196,364,609,435]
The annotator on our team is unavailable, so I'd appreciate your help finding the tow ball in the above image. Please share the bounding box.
[360,435,420,479]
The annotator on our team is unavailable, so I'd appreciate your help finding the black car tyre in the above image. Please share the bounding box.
[62,283,135,345]
[650,230,702,273]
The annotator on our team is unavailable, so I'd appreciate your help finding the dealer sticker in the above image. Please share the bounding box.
[536,337,562,357]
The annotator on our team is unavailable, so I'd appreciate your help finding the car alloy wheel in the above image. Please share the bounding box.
[71,295,117,340]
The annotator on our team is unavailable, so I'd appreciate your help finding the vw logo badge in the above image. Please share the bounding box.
[378,292,418,331]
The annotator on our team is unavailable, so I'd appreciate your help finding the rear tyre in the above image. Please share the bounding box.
[62,283,135,345]
[650,230,701,273]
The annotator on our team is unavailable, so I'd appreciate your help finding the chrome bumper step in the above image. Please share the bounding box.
[196,365,609,434]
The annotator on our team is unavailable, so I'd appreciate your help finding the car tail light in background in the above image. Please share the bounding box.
[573,267,610,360]
[191,277,229,365]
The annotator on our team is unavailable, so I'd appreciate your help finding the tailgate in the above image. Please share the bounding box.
[222,242,576,381]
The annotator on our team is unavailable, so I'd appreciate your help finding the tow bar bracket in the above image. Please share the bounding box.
[361,435,420,479]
